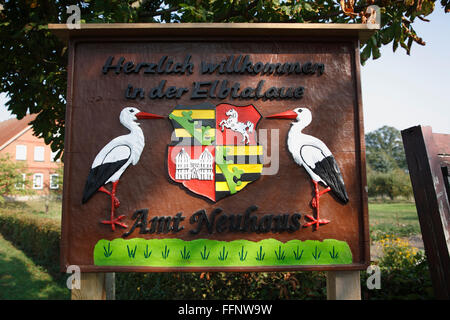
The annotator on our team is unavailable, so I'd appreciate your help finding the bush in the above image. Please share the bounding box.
[370,224,420,241]
[0,210,62,279]
[116,271,327,300]
[367,169,412,200]
[362,235,434,300]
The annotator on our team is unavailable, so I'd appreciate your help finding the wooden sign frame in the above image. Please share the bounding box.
[50,23,376,273]
[402,126,450,299]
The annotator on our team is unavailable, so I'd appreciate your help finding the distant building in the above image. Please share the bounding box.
[0,115,62,194]
[175,148,213,180]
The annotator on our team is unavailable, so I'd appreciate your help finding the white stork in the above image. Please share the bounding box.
[267,107,348,229]
[82,107,163,231]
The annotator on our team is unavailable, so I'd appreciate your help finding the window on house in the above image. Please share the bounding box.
[16,145,27,160]
[33,173,44,189]
[15,174,26,189]
[50,174,59,190]
[34,146,45,162]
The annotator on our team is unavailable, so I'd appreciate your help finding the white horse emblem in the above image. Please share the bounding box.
[219,108,254,144]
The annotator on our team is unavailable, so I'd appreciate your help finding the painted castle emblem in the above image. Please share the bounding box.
[167,102,263,202]
[175,148,214,181]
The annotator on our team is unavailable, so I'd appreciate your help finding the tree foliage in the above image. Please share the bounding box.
[367,167,412,199]
[48,164,64,197]
[0,154,30,202]
[366,125,407,172]
[0,1,448,158]
[365,126,412,199]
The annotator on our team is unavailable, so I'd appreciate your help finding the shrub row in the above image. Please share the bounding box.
[116,271,326,300]
[0,211,62,279]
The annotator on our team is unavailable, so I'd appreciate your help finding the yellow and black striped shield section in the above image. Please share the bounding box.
[168,102,216,146]
[215,145,264,201]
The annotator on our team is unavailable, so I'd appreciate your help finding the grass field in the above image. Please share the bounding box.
[368,201,420,239]
[0,199,62,221]
[0,233,68,299]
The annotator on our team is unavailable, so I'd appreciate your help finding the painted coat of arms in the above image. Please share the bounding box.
[167,102,263,202]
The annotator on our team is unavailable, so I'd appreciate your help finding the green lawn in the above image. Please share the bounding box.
[0,233,69,300]
[369,201,420,239]
[0,199,62,221]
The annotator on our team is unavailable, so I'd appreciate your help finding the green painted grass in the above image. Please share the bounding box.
[0,234,68,300]
[369,202,420,238]
[94,238,352,267]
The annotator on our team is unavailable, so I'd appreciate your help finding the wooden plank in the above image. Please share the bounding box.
[401,126,450,299]
[105,273,115,300]
[70,272,115,300]
[71,273,106,300]
[59,38,75,272]
[434,133,450,155]
[352,38,371,266]
[326,271,361,300]
[63,263,370,273]
[48,23,378,43]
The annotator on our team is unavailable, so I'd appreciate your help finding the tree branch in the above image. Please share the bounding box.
[402,22,426,45]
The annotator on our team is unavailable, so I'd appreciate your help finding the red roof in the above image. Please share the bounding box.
[0,114,37,149]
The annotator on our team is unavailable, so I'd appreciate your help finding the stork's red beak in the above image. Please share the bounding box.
[136,112,164,119]
[266,110,298,119]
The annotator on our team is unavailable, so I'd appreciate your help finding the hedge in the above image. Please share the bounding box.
[0,211,62,281]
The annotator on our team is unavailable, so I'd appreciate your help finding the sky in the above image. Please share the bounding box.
[0,9,449,134]
[361,8,450,134]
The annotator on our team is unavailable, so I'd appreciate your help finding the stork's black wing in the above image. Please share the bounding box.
[81,144,131,204]
[81,159,128,204]
[300,145,349,204]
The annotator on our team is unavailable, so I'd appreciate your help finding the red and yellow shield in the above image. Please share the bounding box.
[167,103,263,202]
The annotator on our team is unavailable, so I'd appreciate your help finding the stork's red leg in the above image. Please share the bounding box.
[100,181,127,231]
[98,186,120,208]
[304,180,330,230]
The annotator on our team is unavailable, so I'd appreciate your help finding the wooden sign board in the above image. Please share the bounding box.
[51,23,375,272]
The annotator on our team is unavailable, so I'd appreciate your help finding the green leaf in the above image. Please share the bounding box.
[419,0,435,16]
[360,42,372,63]
[303,3,313,12]
[393,21,402,43]
[372,44,381,59]
[393,39,399,52]
[381,26,395,45]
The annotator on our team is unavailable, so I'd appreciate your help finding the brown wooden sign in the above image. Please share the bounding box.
[51,23,374,272]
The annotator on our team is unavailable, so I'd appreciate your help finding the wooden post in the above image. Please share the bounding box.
[401,126,450,299]
[105,273,116,300]
[71,272,115,300]
[326,271,361,300]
